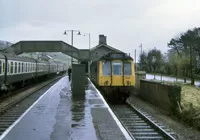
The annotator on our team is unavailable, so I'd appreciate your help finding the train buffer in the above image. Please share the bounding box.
[0,76,132,140]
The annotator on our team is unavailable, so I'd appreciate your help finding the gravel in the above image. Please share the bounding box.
[127,94,200,140]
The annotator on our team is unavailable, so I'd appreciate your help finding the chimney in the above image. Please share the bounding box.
[99,35,107,45]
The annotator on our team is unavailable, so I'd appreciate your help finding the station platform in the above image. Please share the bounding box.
[0,76,131,140]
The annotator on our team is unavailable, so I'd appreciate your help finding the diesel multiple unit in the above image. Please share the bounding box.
[90,52,135,101]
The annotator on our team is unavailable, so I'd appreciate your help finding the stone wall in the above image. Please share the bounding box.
[135,71,146,89]
[140,80,181,113]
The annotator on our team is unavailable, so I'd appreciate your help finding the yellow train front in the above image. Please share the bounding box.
[90,52,135,102]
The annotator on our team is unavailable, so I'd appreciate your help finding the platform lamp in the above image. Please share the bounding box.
[63,30,81,65]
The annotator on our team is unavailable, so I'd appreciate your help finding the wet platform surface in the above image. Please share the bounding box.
[0,76,131,140]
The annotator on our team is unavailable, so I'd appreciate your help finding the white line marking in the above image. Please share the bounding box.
[88,78,133,140]
[0,77,66,140]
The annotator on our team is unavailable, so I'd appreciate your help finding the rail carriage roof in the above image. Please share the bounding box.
[0,52,36,62]
[99,52,133,61]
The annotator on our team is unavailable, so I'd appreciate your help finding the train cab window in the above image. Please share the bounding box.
[124,62,132,75]
[0,60,2,74]
[18,62,21,73]
[112,62,122,75]
[10,62,13,74]
[103,61,111,75]
[14,62,17,73]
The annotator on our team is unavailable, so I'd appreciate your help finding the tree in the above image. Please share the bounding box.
[168,27,200,85]
[147,48,164,73]
[138,52,148,71]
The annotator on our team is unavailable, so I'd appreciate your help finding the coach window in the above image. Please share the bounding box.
[29,63,31,72]
[25,63,27,72]
[23,63,24,72]
[33,63,35,71]
[10,62,13,74]
[7,63,9,73]
[0,60,2,74]
[30,63,33,72]
[23,63,26,72]
[24,63,26,72]
[22,63,24,72]
[27,63,29,72]
[3,61,5,73]
[124,62,132,75]
[14,62,17,73]
[112,62,122,75]
[103,61,111,75]
[18,62,21,73]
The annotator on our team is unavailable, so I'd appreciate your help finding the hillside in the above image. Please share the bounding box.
[0,40,12,51]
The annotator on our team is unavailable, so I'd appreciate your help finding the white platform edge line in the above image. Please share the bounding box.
[0,77,66,140]
[88,78,133,140]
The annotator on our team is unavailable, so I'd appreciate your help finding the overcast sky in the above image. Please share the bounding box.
[1,0,200,59]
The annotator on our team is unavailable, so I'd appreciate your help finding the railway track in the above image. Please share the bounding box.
[110,103,177,140]
[0,76,62,136]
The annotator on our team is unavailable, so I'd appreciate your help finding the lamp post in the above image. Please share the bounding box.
[139,43,142,54]
[81,33,91,76]
[63,30,81,65]
[83,33,91,59]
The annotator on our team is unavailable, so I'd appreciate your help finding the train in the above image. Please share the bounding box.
[90,52,135,102]
[0,52,67,92]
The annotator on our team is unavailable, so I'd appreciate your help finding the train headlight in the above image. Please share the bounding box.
[104,81,108,86]
[126,81,130,86]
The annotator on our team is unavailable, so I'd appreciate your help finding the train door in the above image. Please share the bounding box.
[101,61,111,86]
[111,61,123,86]
[123,61,133,86]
